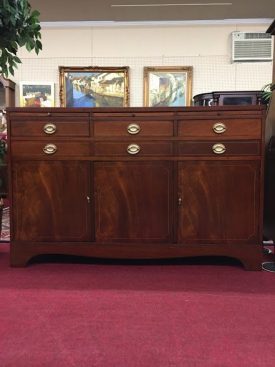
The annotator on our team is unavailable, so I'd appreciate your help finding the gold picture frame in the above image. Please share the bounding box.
[19,81,55,107]
[59,66,130,107]
[143,66,193,107]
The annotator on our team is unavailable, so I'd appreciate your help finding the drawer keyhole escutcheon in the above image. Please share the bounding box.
[212,143,226,155]
[127,123,141,135]
[213,122,226,134]
[127,143,140,155]
[43,123,57,135]
[43,143,57,155]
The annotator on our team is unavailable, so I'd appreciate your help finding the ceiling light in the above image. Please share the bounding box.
[111,3,233,7]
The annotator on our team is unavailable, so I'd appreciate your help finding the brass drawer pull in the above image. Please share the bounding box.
[213,122,226,134]
[127,123,141,135]
[43,123,57,135]
[43,143,57,155]
[127,143,140,155]
[212,143,226,155]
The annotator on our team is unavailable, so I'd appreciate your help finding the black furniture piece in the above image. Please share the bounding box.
[193,91,263,106]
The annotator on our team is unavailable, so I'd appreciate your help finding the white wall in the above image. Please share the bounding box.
[14,22,273,106]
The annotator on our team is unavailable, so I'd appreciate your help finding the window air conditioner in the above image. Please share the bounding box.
[232,32,273,62]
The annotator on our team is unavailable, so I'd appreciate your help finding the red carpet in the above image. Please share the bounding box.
[1,243,275,367]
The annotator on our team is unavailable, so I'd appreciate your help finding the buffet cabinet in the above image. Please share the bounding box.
[7,106,268,269]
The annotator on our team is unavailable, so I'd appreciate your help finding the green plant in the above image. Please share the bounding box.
[0,0,42,77]
[261,83,275,104]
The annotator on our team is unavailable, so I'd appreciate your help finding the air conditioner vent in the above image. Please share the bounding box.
[232,32,273,62]
[243,33,272,39]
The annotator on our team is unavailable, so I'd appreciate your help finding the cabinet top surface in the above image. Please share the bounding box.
[6,106,267,114]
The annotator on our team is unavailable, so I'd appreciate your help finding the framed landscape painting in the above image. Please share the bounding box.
[143,66,193,107]
[19,82,55,107]
[59,66,130,107]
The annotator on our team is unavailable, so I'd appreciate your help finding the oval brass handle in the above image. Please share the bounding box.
[127,123,141,135]
[213,122,227,134]
[127,143,140,155]
[43,144,57,155]
[43,123,57,135]
[212,143,226,155]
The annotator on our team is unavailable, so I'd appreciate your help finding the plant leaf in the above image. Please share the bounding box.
[0,0,42,77]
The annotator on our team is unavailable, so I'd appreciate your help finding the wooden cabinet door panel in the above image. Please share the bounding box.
[95,161,173,242]
[12,161,92,241]
[178,161,260,243]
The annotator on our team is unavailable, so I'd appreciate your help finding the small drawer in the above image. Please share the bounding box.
[95,142,173,156]
[178,141,260,156]
[178,119,261,139]
[10,114,90,137]
[11,141,91,157]
[94,120,173,137]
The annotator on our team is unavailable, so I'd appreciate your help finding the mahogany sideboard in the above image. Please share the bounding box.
[7,106,269,269]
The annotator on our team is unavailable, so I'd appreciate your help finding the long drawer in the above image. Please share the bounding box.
[94,120,173,137]
[10,113,90,137]
[177,141,260,156]
[178,118,261,139]
[11,141,91,157]
[94,142,173,156]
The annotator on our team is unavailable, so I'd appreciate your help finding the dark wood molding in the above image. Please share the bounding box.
[0,75,16,108]
[266,19,275,35]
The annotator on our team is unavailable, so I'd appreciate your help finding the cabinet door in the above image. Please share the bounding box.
[12,161,92,241]
[94,161,173,242]
[178,161,260,244]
